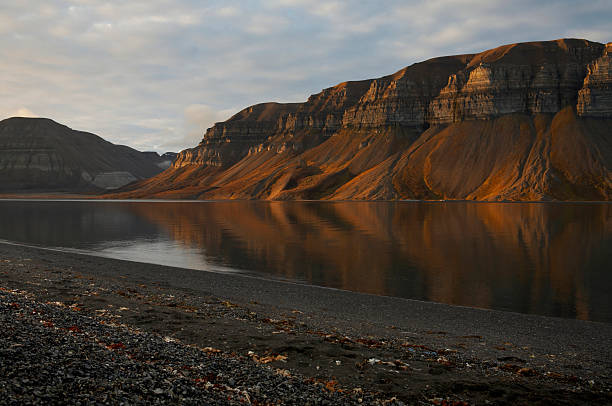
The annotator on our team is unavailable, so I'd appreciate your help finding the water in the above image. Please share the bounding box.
[0,200,610,322]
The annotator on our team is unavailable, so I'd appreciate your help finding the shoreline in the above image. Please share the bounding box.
[1,239,610,325]
[1,195,611,204]
[1,238,599,324]
[2,242,611,404]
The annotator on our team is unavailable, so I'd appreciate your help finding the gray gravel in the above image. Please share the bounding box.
[1,242,611,405]
[0,288,389,405]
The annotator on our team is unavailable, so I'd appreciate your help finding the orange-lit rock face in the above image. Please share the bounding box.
[577,42,612,117]
[429,40,604,123]
[113,39,612,201]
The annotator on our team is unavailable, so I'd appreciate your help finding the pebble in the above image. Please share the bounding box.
[0,289,388,405]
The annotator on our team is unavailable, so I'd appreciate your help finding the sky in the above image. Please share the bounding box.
[1,1,611,153]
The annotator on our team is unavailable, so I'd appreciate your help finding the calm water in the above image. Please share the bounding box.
[0,200,610,322]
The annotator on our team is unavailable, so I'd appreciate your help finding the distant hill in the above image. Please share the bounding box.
[0,117,172,192]
[142,151,179,170]
[112,38,612,201]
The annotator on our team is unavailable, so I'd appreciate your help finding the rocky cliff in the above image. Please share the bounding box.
[578,42,612,117]
[113,39,612,201]
[173,103,300,168]
[0,117,168,192]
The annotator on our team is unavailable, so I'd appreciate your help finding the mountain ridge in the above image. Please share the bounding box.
[0,117,175,192]
[109,38,611,200]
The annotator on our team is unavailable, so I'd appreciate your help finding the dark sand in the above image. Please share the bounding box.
[1,241,611,405]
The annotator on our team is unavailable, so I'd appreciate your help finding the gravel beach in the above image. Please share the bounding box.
[1,242,611,405]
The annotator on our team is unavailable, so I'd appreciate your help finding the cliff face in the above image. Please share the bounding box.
[578,42,612,117]
[115,39,612,201]
[174,103,301,168]
[342,54,474,129]
[429,40,605,123]
[0,117,166,192]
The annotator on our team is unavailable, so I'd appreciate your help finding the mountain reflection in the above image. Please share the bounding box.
[0,200,609,322]
[126,201,612,322]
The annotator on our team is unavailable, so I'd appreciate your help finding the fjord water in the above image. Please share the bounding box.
[0,200,610,322]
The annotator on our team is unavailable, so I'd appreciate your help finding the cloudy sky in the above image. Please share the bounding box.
[1,1,610,153]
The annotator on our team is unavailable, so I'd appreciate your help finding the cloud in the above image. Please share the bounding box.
[0,1,610,152]
[216,6,240,17]
[245,14,290,35]
[181,104,234,147]
[185,104,229,129]
[13,108,38,118]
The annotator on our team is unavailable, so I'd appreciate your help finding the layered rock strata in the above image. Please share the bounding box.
[174,103,300,168]
[429,40,606,123]
[0,117,167,192]
[577,42,612,117]
[115,39,612,201]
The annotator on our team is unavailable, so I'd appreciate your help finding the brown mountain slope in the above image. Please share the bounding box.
[0,117,168,192]
[333,108,611,200]
[112,39,612,201]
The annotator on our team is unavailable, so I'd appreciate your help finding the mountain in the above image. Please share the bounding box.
[0,117,169,192]
[113,39,612,201]
[141,151,179,170]
[160,152,179,166]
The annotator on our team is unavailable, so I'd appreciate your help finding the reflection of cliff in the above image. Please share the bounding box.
[0,201,163,247]
[129,202,612,321]
[127,202,394,295]
[383,203,612,320]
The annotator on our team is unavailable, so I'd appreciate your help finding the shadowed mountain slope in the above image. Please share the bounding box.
[113,39,612,201]
[0,117,170,192]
